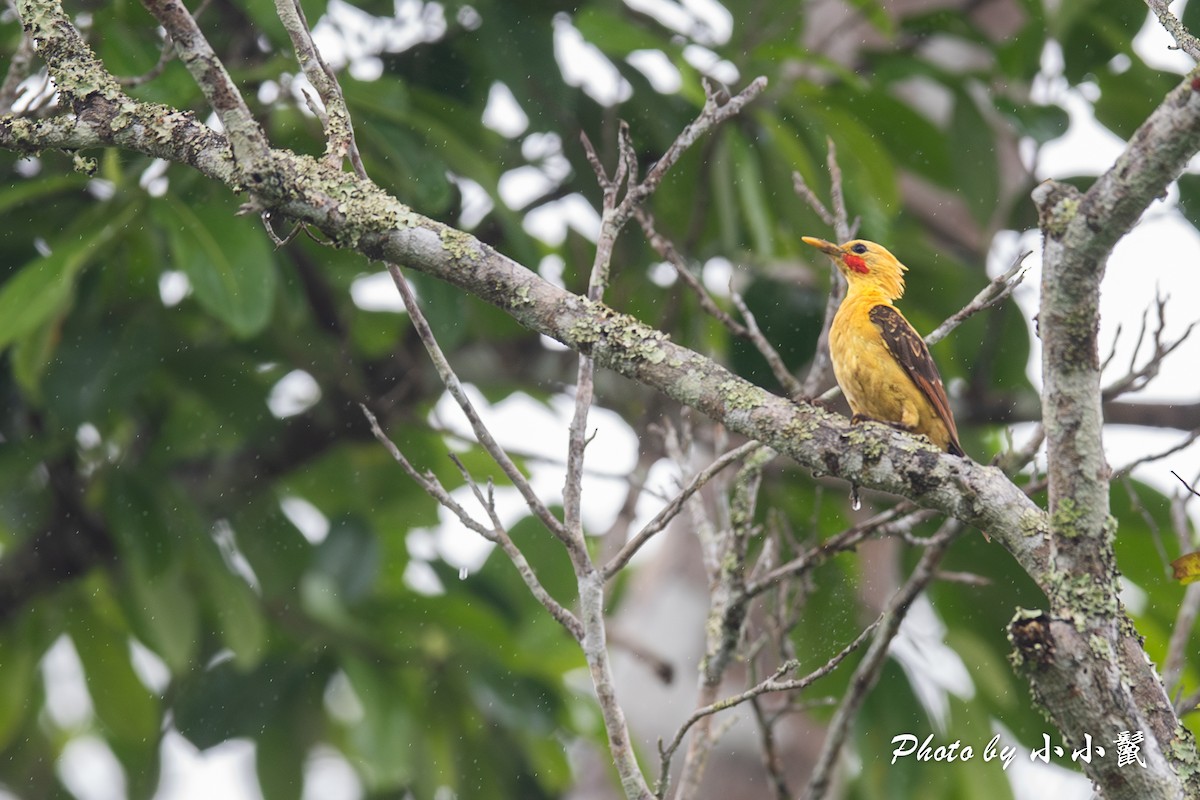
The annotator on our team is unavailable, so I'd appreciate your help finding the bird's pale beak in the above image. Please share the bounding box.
[801,236,842,258]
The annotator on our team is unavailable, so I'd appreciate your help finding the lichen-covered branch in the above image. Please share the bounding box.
[1022,61,1200,800]
[140,0,271,172]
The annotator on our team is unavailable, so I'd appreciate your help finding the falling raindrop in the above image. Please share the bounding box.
[850,485,861,511]
[458,565,469,580]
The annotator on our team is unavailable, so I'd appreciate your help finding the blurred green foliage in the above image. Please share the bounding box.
[0,0,1195,798]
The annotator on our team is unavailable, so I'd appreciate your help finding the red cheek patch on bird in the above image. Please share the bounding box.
[843,254,869,274]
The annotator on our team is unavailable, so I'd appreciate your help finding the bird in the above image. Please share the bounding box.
[801,236,965,457]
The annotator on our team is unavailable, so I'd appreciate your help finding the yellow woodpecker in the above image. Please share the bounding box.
[802,236,964,457]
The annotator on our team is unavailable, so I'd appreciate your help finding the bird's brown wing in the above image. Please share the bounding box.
[869,305,964,456]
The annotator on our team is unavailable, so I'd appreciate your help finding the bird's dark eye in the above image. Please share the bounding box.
[851,243,868,255]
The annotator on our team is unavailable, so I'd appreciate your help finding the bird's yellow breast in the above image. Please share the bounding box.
[830,296,953,450]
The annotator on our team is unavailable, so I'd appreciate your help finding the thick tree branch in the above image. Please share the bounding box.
[1023,60,1200,799]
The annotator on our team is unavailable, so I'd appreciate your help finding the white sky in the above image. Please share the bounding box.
[22,4,1200,800]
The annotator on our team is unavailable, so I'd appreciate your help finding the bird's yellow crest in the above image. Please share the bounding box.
[800,237,907,302]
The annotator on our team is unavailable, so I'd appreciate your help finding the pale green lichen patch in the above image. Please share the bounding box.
[606,319,669,365]
[1102,514,1118,546]
[297,155,417,245]
[566,312,603,348]
[1019,510,1049,538]
[674,369,707,404]
[1044,194,1079,237]
[1048,571,1119,628]
[108,99,140,132]
[1087,634,1112,660]
[718,379,766,412]
[846,422,892,461]
[783,412,821,443]
[566,297,673,368]
[439,225,479,262]
[1050,497,1087,539]
[1168,727,1200,782]
[71,152,96,175]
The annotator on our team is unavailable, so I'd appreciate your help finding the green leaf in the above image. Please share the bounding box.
[159,195,278,338]
[0,199,139,353]
[67,611,160,746]
[0,174,89,218]
[994,98,1070,144]
[1176,174,1200,230]
[256,721,307,800]
[174,657,320,750]
[847,0,895,36]
[1094,61,1181,140]
[193,536,269,670]
[341,656,420,790]
[572,7,666,56]
[846,88,955,186]
[41,314,160,429]
[950,90,1000,225]
[1054,0,1145,84]
[311,515,380,604]
[0,627,40,751]
[727,128,775,256]
[121,560,201,675]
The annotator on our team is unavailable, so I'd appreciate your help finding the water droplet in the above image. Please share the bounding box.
[850,485,861,511]
[458,566,469,580]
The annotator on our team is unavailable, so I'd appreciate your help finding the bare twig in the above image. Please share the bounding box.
[120,0,211,87]
[746,503,936,596]
[382,262,576,551]
[1178,686,1200,716]
[634,206,750,337]
[603,440,762,579]
[362,405,584,640]
[359,405,494,539]
[274,0,367,177]
[1165,583,1200,698]
[731,288,805,397]
[925,251,1031,346]
[1102,292,1197,401]
[801,520,965,800]
[1113,428,1200,479]
[934,570,991,586]
[1174,470,1200,497]
[798,140,852,397]
[572,78,767,800]
[792,171,836,229]
[674,444,775,796]
[584,77,767,297]
[141,0,271,170]
[748,689,791,800]
[994,422,1045,477]
[657,619,878,797]
[1146,0,1200,61]
[1101,320,1125,373]
[824,138,850,244]
[0,30,37,109]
